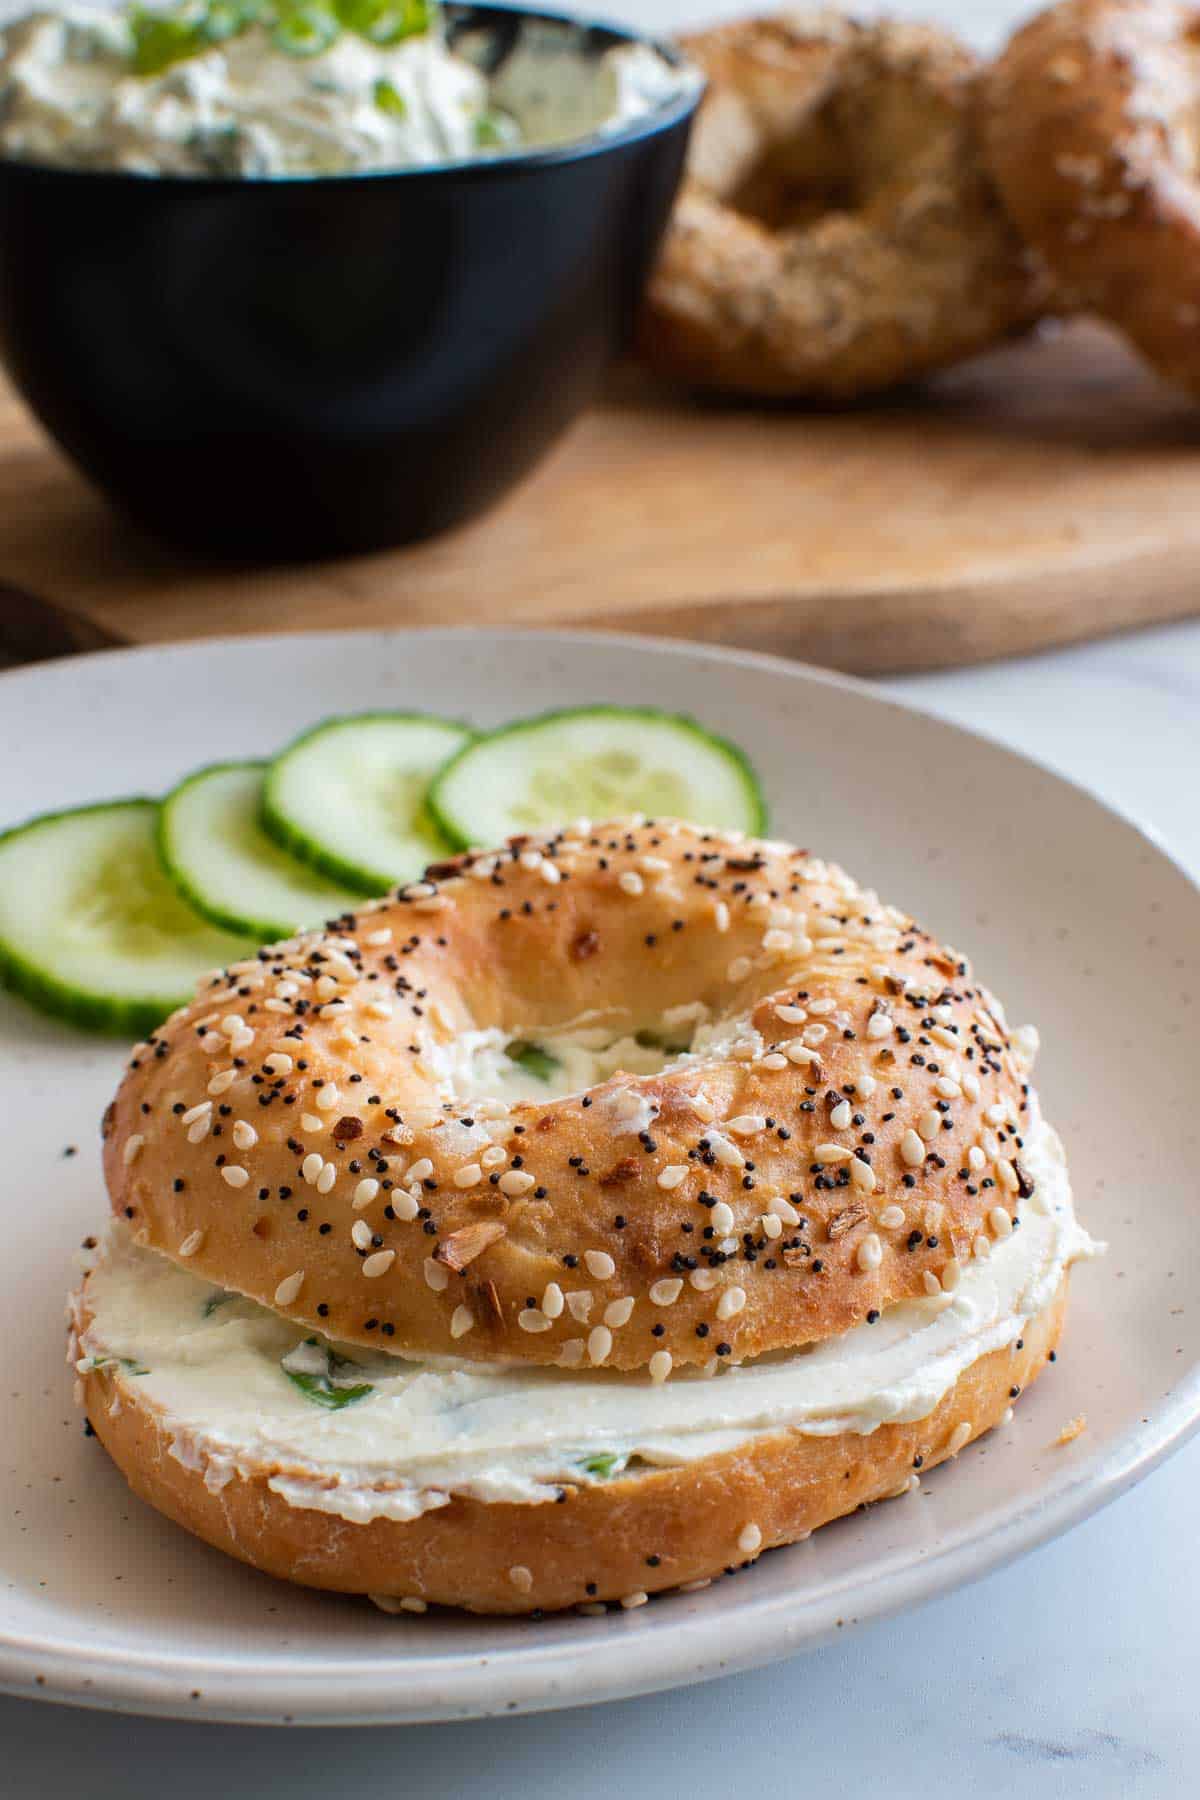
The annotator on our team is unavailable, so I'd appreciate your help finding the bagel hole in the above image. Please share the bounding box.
[726,113,856,231]
[443,1019,701,1108]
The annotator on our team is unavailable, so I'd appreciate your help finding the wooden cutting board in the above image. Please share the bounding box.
[3,318,1200,673]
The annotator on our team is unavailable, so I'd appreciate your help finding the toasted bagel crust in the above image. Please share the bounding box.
[640,13,1049,399]
[104,820,1039,1372]
[78,1273,1068,1614]
[984,0,1200,395]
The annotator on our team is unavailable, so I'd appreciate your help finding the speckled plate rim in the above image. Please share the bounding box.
[1,625,1198,1726]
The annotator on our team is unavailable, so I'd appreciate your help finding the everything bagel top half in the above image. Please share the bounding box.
[104,819,1047,1379]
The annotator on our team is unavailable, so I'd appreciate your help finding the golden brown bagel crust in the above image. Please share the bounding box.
[78,1274,1068,1615]
[984,0,1200,395]
[104,819,1040,1372]
[640,13,1049,399]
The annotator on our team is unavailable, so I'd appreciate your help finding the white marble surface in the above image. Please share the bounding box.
[3,0,1198,1791]
[1,619,1196,1794]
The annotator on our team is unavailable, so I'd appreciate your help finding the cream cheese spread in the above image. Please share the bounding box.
[75,1118,1102,1526]
[0,5,695,176]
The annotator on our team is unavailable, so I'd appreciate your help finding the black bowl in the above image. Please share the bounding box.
[0,5,698,558]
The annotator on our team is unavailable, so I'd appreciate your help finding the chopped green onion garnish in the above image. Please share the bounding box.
[373,77,407,117]
[473,112,507,149]
[270,3,341,56]
[581,1451,623,1479]
[282,1340,374,1409]
[339,0,429,47]
[508,1041,559,1083]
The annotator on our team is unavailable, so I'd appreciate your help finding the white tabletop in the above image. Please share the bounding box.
[3,0,1197,1791]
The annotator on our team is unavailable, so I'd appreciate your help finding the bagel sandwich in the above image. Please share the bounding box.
[74,818,1101,1614]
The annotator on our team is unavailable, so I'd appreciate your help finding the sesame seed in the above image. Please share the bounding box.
[232,1121,257,1151]
[941,1257,961,1291]
[989,1205,1013,1238]
[775,1004,807,1024]
[407,1158,434,1183]
[509,1565,534,1593]
[424,1257,449,1292]
[221,1165,249,1190]
[122,1134,145,1167]
[814,1143,852,1164]
[996,1158,1020,1193]
[710,1200,735,1234]
[351,1220,373,1250]
[900,1129,925,1167]
[877,1204,905,1229]
[850,1156,877,1193]
[738,1523,762,1554]
[499,1169,536,1197]
[274,1271,304,1307]
[454,1163,482,1189]
[362,1249,395,1278]
[620,1591,648,1610]
[588,1325,613,1365]
[604,1296,635,1328]
[584,1249,616,1280]
[262,1053,293,1076]
[353,1178,380,1210]
[657,1165,688,1190]
[518,1308,552,1333]
[760,1213,783,1240]
[618,871,644,897]
[948,1421,972,1454]
[727,1114,766,1138]
[856,1233,883,1272]
[649,1349,673,1383]
[316,1162,336,1195]
[650,1277,683,1305]
[917,1110,941,1142]
[922,1270,942,1297]
[716,1285,746,1320]
[178,1229,204,1258]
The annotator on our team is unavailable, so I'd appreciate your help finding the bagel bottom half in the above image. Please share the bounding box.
[78,1279,1067,1616]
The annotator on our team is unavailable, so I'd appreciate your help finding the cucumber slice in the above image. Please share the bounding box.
[428,706,768,848]
[261,712,472,894]
[0,800,254,1035]
[159,761,360,942]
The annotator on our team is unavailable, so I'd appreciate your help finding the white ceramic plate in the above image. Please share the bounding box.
[1,628,1197,1725]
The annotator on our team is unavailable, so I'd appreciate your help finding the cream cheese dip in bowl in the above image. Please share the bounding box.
[0,2,700,555]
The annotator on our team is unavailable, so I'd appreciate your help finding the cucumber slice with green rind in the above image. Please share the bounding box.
[261,712,473,894]
[0,800,254,1035]
[427,706,768,849]
[158,761,361,942]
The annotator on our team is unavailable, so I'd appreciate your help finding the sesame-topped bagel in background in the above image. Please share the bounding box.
[983,0,1200,398]
[105,818,1046,1376]
[639,11,1051,399]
